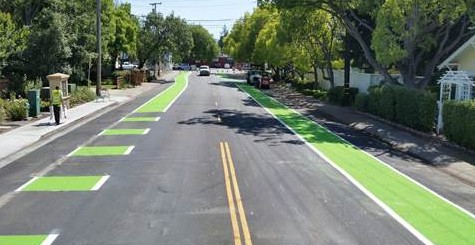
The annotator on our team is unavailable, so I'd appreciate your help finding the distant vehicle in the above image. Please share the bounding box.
[122,62,137,70]
[179,64,191,70]
[246,70,262,84]
[199,65,211,76]
[172,64,181,70]
[224,63,231,69]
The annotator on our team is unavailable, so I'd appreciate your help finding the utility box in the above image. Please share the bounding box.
[27,89,40,117]
[68,83,77,94]
[47,73,70,107]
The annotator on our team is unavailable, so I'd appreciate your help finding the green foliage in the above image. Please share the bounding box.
[355,93,369,112]
[0,98,5,122]
[189,25,219,63]
[4,99,28,121]
[0,11,29,73]
[443,100,475,150]
[366,85,437,132]
[328,86,359,106]
[70,86,95,107]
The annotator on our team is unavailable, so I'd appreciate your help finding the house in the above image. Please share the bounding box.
[438,34,475,75]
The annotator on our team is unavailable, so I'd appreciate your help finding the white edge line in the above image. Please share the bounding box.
[133,72,186,113]
[236,84,434,245]
[91,175,110,191]
[41,233,60,245]
[143,128,151,135]
[263,88,475,220]
[67,147,82,157]
[154,116,161,121]
[124,146,135,155]
[98,130,106,136]
[119,117,126,122]
[163,72,190,112]
[15,177,40,192]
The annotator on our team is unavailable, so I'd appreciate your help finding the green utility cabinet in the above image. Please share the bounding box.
[28,89,40,117]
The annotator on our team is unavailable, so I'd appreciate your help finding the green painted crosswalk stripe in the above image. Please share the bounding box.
[100,128,150,135]
[237,83,475,245]
[121,117,160,122]
[135,72,188,113]
[0,234,58,245]
[70,146,134,156]
[17,176,109,192]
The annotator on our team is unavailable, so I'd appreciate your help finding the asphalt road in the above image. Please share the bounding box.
[0,72,441,244]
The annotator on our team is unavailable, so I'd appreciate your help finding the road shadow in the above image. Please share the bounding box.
[178,108,306,146]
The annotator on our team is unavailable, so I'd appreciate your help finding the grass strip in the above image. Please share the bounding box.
[237,83,475,245]
[136,72,188,113]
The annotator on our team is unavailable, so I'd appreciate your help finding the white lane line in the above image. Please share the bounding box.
[67,147,82,157]
[215,101,219,107]
[41,233,60,245]
[163,73,190,112]
[154,116,161,121]
[124,146,135,155]
[15,177,40,192]
[143,128,151,135]
[91,175,110,191]
[237,85,434,245]
[218,115,222,123]
[118,117,126,122]
[97,130,106,136]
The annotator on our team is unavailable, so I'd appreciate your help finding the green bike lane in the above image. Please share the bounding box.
[0,72,190,244]
[236,83,475,245]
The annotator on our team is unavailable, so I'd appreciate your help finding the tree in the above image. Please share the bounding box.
[108,3,139,69]
[0,12,29,74]
[189,25,219,63]
[218,25,228,53]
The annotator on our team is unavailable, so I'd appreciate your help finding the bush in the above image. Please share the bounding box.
[70,86,96,107]
[0,98,5,123]
[328,86,359,106]
[355,93,369,112]
[443,100,475,150]
[4,99,29,121]
[313,90,327,100]
[367,85,436,132]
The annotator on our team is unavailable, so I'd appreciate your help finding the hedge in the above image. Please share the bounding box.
[328,86,359,106]
[358,85,437,132]
[70,86,96,107]
[4,99,29,121]
[0,98,5,123]
[443,100,475,150]
[355,93,369,112]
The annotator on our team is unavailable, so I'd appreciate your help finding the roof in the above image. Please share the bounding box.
[438,33,475,69]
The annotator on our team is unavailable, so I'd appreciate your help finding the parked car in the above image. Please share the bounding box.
[255,71,273,89]
[246,70,262,84]
[199,65,211,76]
[122,62,137,70]
[224,63,231,69]
[179,63,191,70]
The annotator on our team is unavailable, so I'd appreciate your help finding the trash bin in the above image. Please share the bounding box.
[27,89,40,117]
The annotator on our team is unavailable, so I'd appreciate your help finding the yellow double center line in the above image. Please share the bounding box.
[219,142,253,245]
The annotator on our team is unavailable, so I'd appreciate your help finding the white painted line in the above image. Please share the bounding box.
[155,116,161,121]
[41,233,60,245]
[124,146,135,155]
[91,175,110,191]
[143,128,151,135]
[119,117,126,122]
[15,177,40,192]
[218,116,222,123]
[97,130,106,136]
[163,73,190,112]
[67,147,82,157]
[237,85,434,245]
[215,101,219,107]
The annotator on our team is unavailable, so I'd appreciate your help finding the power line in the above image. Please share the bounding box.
[149,2,162,13]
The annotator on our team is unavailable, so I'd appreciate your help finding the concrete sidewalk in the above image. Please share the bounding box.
[267,84,475,186]
[0,71,179,165]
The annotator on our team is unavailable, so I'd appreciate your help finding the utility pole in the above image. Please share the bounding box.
[150,2,162,14]
[96,0,102,96]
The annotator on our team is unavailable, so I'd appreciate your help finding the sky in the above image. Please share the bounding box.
[124,0,257,39]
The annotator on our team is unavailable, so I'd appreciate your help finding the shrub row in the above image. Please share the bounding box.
[327,86,359,106]
[356,85,437,132]
[443,100,475,150]
[70,86,96,107]
[0,98,5,123]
